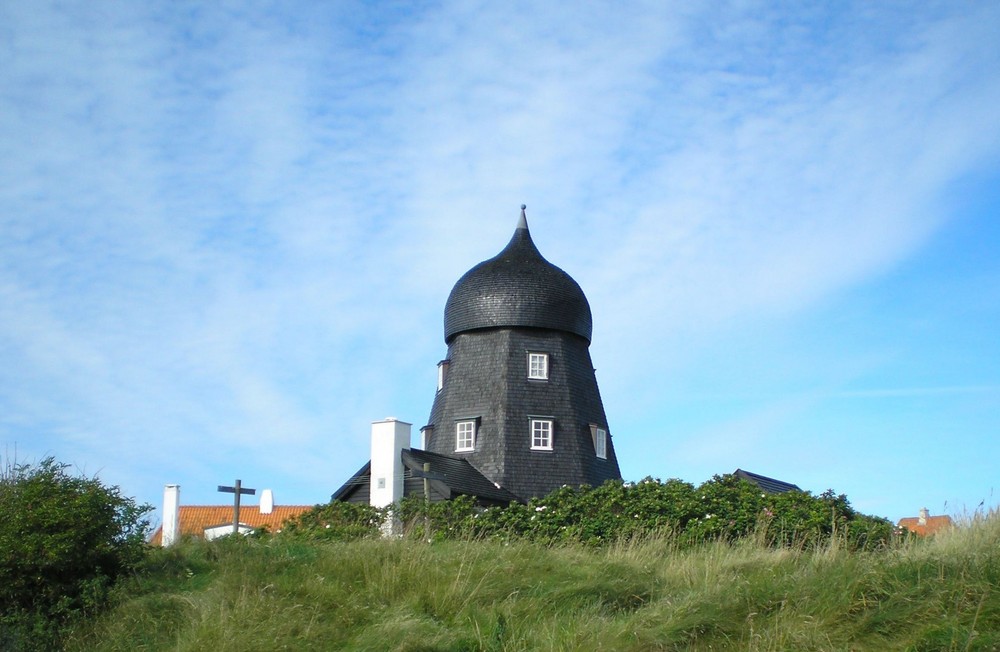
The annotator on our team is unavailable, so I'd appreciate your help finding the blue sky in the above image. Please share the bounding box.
[2,1,999,527]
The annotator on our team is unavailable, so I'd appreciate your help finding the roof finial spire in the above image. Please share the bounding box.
[517,204,528,230]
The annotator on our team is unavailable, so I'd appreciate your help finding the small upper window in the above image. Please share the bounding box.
[437,360,450,392]
[528,352,549,380]
[592,426,607,459]
[456,420,476,452]
[530,419,553,450]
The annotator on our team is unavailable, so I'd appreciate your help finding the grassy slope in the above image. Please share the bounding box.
[67,516,1000,651]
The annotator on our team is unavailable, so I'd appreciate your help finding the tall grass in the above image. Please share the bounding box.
[67,513,1000,651]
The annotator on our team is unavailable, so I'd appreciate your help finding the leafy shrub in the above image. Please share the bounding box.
[279,500,382,540]
[679,474,769,543]
[276,474,894,552]
[0,457,151,651]
[462,475,894,549]
[396,493,477,540]
[466,479,695,544]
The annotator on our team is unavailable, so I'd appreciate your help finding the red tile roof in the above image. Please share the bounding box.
[897,514,954,536]
[149,505,313,546]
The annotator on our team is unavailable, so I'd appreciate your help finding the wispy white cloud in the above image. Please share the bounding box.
[0,1,998,521]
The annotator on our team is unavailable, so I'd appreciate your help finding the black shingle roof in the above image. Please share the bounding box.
[331,461,371,502]
[330,451,520,506]
[444,208,592,343]
[734,469,801,494]
[403,449,521,504]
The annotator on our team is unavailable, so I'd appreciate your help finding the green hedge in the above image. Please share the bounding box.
[281,474,896,549]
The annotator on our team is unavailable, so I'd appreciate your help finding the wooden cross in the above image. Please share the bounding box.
[218,479,256,535]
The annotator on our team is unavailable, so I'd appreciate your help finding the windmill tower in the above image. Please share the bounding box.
[422,207,621,500]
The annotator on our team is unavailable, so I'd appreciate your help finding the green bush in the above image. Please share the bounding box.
[462,475,894,549]
[276,474,894,551]
[396,493,477,540]
[0,457,152,651]
[279,500,382,540]
[466,479,697,544]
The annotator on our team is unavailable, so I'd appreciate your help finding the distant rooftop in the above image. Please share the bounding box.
[897,512,954,537]
[734,468,802,494]
[149,504,313,546]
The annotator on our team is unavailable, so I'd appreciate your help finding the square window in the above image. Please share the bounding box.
[530,419,553,450]
[592,426,607,459]
[456,420,476,451]
[528,352,549,380]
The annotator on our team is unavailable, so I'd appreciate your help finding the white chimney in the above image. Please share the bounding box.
[260,489,274,515]
[370,417,411,509]
[919,507,929,526]
[162,484,180,547]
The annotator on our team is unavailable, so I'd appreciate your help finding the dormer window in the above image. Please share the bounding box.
[455,420,476,452]
[591,425,607,460]
[528,352,549,380]
[530,418,553,450]
[437,360,450,392]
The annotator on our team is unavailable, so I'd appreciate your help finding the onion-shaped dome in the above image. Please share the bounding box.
[444,207,593,343]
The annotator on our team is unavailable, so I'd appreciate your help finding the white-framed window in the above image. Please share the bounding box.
[530,419,553,450]
[455,420,476,452]
[528,352,549,380]
[591,425,607,459]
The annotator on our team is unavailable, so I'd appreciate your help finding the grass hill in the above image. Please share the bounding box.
[66,514,999,651]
